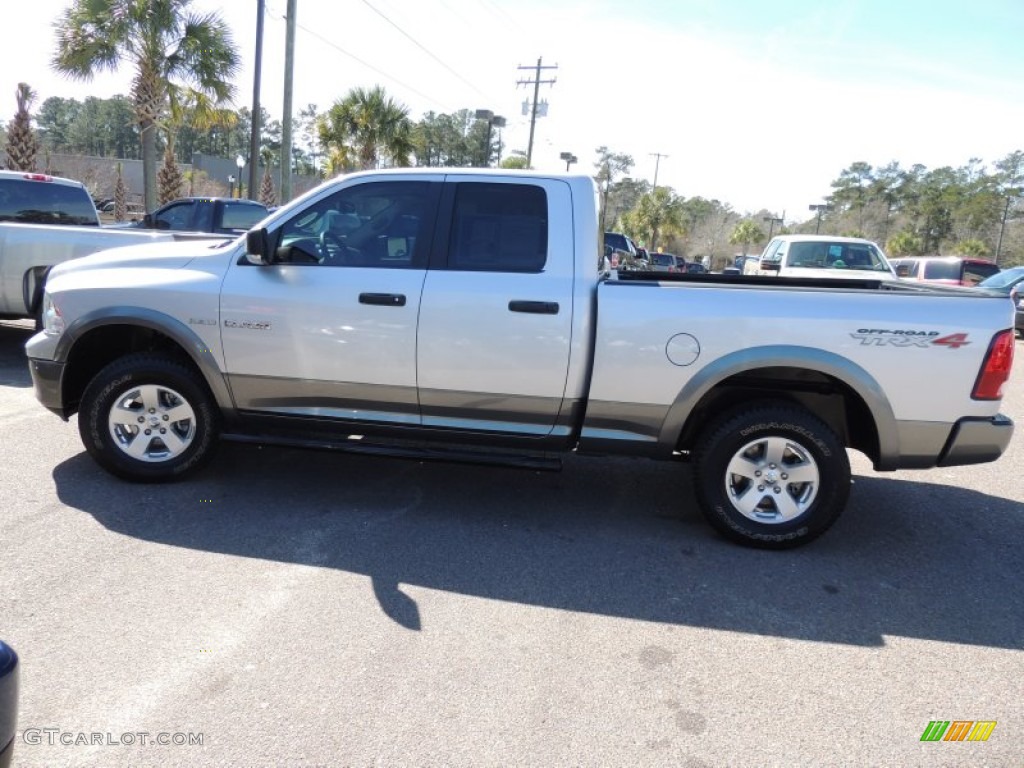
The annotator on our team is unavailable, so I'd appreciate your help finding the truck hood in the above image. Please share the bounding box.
[48,237,236,279]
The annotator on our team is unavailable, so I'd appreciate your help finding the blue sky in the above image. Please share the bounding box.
[3,0,1024,222]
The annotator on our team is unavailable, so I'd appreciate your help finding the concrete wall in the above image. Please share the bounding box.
[39,153,321,209]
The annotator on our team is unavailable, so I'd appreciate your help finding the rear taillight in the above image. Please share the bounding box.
[972,329,1015,400]
[23,173,52,182]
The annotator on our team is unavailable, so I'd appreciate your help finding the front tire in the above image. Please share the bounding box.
[693,402,850,549]
[78,353,220,482]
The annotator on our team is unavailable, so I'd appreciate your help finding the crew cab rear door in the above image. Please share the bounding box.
[219,177,441,426]
[416,176,575,436]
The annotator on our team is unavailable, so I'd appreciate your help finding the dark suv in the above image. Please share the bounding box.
[604,231,643,268]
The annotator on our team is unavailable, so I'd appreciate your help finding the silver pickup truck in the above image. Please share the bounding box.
[25,169,1016,548]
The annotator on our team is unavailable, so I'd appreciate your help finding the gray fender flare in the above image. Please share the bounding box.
[658,344,899,466]
[55,306,234,411]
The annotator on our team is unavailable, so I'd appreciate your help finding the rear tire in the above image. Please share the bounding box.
[693,402,850,549]
[78,353,220,482]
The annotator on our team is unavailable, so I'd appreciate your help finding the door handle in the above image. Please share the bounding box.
[508,300,559,315]
[359,293,407,306]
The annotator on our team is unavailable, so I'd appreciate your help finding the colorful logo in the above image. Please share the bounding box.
[920,721,996,742]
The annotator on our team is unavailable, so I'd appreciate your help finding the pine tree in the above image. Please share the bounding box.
[259,167,276,206]
[5,83,40,171]
[157,139,183,205]
[114,163,127,223]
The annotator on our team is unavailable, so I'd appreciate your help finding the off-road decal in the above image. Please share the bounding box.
[851,329,970,348]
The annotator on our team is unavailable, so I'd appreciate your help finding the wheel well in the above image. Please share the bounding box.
[62,325,200,414]
[676,366,880,464]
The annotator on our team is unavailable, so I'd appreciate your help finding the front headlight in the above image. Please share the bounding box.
[42,293,65,336]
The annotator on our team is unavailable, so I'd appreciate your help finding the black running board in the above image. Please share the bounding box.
[221,432,563,471]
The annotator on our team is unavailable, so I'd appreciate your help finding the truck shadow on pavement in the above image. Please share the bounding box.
[0,321,33,387]
[52,443,1023,649]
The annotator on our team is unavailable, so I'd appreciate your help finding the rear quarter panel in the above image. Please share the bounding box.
[583,280,1014,452]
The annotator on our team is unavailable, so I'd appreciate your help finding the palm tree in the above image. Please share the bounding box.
[5,83,40,172]
[52,0,240,211]
[622,187,685,252]
[318,86,413,173]
[954,238,990,258]
[729,220,767,256]
[886,230,923,256]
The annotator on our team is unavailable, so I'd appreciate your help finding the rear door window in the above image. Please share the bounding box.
[220,201,268,232]
[448,183,548,272]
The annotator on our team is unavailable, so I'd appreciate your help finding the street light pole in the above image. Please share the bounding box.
[559,151,577,172]
[474,110,507,167]
[808,203,832,234]
[763,213,783,240]
[235,155,246,198]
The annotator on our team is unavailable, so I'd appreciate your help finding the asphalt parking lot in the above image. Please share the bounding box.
[1,318,1022,767]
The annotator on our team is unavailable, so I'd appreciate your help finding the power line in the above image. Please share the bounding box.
[359,0,491,101]
[475,0,535,43]
[264,3,453,111]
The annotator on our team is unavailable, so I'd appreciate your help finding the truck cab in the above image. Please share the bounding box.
[756,235,898,280]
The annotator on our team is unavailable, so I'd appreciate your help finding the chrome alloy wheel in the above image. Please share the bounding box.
[724,435,820,523]
[107,384,197,463]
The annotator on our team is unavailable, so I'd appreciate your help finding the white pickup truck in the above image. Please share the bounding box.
[25,169,1016,548]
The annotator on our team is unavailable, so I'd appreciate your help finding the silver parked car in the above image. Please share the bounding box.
[648,252,680,272]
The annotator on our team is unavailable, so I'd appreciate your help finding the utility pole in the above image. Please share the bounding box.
[280,0,297,203]
[248,0,265,199]
[995,191,1020,266]
[517,57,557,169]
[650,152,668,189]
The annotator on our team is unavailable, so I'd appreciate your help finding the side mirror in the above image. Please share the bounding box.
[895,264,910,277]
[760,259,781,272]
[142,213,154,228]
[245,228,273,265]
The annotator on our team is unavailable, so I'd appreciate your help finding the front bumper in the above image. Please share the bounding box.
[937,414,1014,467]
[28,357,69,419]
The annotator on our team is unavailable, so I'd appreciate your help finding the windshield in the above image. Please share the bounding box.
[652,253,675,266]
[921,261,961,280]
[785,241,891,272]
